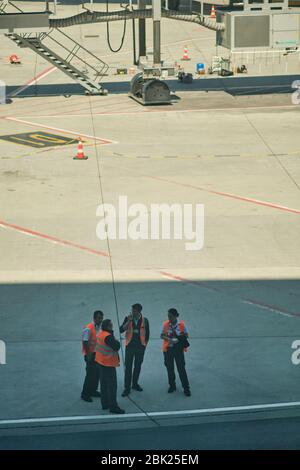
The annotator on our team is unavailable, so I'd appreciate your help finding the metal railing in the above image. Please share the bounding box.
[0,0,23,14]
[39,28,109,82]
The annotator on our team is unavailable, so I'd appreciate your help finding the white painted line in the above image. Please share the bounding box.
[1,401,300,426]
[8,66,57,98]
[13,104,298,119]
[4,117,116,144]
[242,299,293,318]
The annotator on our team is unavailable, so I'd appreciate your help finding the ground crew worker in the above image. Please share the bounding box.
[120,303,150,397]
[81,310,103,402]
[161,308,191,396]
[95,319,125,414]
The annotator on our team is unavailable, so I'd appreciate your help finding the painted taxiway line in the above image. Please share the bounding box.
[0,219,109,259]
[98,160,300,216]
[8,66,57,98]
[158,270,300,319]
[9,103,299,120]
[146,174,300,215]
[0,217,297,319]
[4,117,116,144]
[1,401,300,426]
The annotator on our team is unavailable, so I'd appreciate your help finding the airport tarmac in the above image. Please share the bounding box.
[0,1,300,446]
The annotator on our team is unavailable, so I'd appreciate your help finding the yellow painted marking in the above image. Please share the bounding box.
[10,136,45,147]
[107,151,300,160]
[29,134,69,144]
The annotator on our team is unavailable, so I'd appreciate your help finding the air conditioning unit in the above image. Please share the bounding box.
[217,2,300,50]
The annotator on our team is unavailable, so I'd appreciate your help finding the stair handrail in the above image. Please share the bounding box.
[10,30,108,87]
[0,0,23,13]
[41,29,109,82]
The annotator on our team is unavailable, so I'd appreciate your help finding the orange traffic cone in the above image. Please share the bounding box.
[182,46,190,61]
[210,4,216,19]
[73,137,88,160]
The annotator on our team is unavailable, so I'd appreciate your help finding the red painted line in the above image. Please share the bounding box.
[241,297,298,318]
[159,270,300,319]
[205,188,300,215]
[4,117,115,145]
[148,176,300,215]
[0,219,109,259]
[22,66,56,86]
[10,104,298,120]
[159,271,221,293]
[8,66,57,98]
[0,220,297,318]
[98,162,300,216]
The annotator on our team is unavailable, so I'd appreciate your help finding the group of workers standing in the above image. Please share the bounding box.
[81,303,191,414]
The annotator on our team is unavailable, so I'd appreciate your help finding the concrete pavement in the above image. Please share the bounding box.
[0,0,300,449]
[1,415,300,449]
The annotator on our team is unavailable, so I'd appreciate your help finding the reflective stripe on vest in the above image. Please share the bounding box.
[162,320,187,352]
[82,322,97,355]
[95,331,120,367]
[125,315,147,347]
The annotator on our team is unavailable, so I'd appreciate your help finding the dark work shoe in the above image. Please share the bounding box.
[122,389,130,397]
[102,405,109,410]
[168,386,176,393]
[184,389,191,397]
[91,391,101,398]
[81,395,93,402]
[110,407,125,414]
[132,384,143,392]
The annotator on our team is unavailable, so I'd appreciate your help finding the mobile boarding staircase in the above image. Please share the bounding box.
[0,1,109,95]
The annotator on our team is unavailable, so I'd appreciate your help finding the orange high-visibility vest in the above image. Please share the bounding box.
[95,331,120,367]
[162,320,187,352]
[125,315,147,347]
[82,322,98,355]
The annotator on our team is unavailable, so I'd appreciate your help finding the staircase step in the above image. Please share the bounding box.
[7,32,107,95]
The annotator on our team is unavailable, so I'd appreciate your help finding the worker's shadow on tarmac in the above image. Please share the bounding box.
[6,74,299,100]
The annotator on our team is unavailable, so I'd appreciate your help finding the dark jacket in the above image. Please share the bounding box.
[120,316,150,347]
[104,331,121,352]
